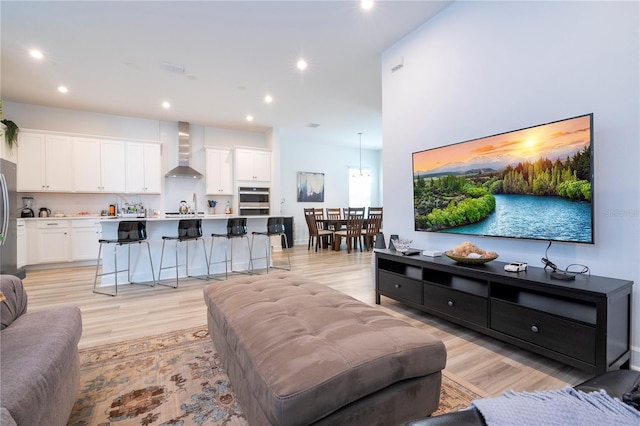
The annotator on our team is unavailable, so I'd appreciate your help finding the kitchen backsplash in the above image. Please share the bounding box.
[17,193,162,217]
[14,177,232,216]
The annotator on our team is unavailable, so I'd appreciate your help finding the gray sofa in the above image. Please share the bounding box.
[0,275,82,426]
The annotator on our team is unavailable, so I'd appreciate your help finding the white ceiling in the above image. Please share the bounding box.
[1,1,452,149]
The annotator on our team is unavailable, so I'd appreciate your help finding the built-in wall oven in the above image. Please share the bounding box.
[238,187,270,216]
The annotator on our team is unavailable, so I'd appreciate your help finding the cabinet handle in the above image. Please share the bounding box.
[447,300,454,307]
[531,325,539,333]
[394,284,401,289]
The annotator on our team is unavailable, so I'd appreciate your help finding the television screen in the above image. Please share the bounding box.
[413,114,593,244]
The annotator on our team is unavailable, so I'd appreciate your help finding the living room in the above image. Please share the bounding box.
[2,1,639,425]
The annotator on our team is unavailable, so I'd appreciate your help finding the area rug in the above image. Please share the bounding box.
[68,326,487,425]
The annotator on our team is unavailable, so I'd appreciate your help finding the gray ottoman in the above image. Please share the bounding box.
[203,272,447,425]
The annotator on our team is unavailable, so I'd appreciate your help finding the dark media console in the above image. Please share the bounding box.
[375,249,632,374]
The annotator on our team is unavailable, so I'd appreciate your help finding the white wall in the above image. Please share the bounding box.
[279,136,382,245]
[382,1,640,365]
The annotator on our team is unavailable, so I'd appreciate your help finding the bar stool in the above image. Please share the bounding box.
[93,220,156,296]
[209,217,252,279]
[250,217,291,273]
[157,219,209,288]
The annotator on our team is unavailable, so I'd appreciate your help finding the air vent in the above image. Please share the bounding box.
[162,61,186,74]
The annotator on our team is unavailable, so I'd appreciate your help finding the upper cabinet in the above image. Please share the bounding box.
[206,148,233,195]
[16,130,161,194]
[73,138,126,193]
[126,142,161,194]
[17,132,73,192]
[235,148,271,182]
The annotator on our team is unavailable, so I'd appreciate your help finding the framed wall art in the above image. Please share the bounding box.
[297,171,325,202]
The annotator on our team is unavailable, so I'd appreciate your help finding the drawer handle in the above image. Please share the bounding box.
[447,300,454,307]
[531,325,539,333]
[394,284,401,289]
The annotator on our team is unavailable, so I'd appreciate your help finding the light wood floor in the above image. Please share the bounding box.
[22,244,591,396]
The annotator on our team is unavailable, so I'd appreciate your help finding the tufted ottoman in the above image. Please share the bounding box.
[203,272,446,425]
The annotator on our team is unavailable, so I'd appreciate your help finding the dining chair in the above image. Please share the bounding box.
[334,211,365,253]
[348,207,366,216]
[326,208,343,230]
[362,213,383,250]
[367,207,383,217]
[304,208,334,252]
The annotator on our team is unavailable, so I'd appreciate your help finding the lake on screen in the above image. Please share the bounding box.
[443,194,592,243]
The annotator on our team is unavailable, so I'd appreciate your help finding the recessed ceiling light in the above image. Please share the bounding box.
[361,0,374,10]
[162,101,171,109]
[297,59,308,71]
[264,94,273,104]
[57,86,68,94]
[246,115,254,122]
[29,49,44,60]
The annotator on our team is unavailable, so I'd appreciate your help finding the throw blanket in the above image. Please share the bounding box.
[472,387,640,426]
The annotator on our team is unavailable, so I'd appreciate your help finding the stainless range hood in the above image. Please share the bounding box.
[165,121,204,179]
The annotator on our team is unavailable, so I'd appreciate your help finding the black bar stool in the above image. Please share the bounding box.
[93,220,156,296]
[209,217,252,279]
[157,219,209,288]
[250,217,291,273]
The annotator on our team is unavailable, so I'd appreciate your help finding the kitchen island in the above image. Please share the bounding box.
[96,215,277,286]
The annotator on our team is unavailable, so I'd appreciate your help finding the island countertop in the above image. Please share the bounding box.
[96,215,287,286]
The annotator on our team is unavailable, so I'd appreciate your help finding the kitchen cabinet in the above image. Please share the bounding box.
[70,219,101,261]
[73,137,126,193]
[17,132,73,192]
[126,142,162,193]
[16,219,26,269]
[36,220,70,264]
[235,148,271,182]
[206,149,233,195]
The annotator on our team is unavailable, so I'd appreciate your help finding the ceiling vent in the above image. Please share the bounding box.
[165,121,204,179]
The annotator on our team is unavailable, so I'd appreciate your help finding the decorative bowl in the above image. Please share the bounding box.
[445,251,498,264]
[392,238,413,254]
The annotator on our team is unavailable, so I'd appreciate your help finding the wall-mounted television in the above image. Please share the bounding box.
[412,114,593,244]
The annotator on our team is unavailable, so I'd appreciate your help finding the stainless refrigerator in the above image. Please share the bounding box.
[0,158,25,278]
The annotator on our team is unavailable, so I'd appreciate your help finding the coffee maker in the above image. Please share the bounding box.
[21,196,35,218]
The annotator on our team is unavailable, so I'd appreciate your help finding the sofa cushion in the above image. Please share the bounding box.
[204,273,447,425]
[0,275,28,330]
[0,306,82,426]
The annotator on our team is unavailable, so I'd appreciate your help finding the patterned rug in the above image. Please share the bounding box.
[68,326,487,425]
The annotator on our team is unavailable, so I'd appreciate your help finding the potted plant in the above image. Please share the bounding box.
[1,119,19,150]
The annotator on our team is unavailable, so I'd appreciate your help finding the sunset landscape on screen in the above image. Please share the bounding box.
[413,115,591,175]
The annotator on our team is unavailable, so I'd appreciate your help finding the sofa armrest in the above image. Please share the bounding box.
[1,408,18,426]
[0,275,28,329]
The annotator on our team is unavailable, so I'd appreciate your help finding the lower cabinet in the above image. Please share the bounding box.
[375,250,632,374]
[27,219,102,266]
[16,219,26,269]
[70,219,101,261]
[37,221,70,263]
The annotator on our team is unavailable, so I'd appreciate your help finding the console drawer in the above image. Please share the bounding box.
[378,271,422,304]
[424,284,487,327]
[491,299,596,364]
